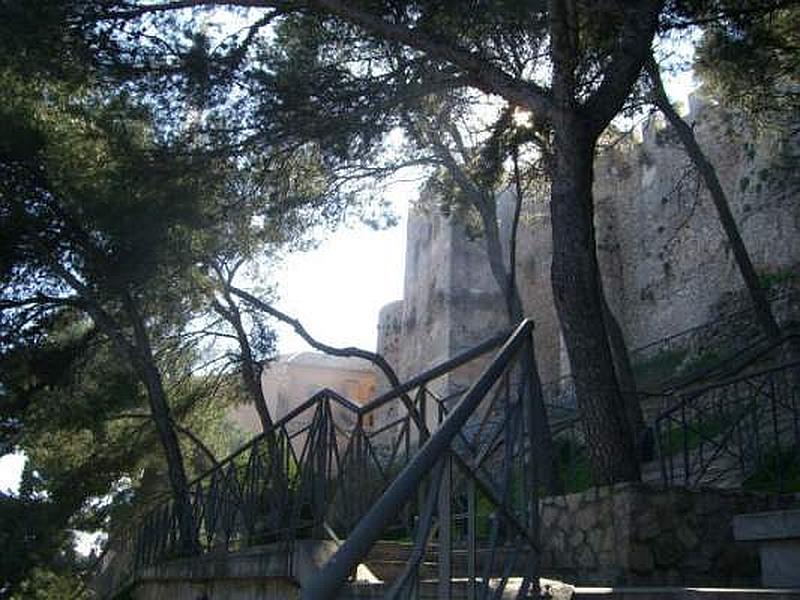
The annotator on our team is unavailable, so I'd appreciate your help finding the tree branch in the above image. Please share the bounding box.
[228,285,401,386]
[112,413,219,468]
[583,0,664,134]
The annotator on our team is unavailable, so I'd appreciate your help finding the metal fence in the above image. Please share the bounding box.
[98,328,515,595]
[98,308,800,597]
[654,359,800,491]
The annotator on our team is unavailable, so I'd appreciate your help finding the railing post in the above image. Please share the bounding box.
[522,333,541,598]
[312,399,329,538]
[681,399,690,485]
[752,385,762,469]
[437,452,452,600]
[418,386,428,528]
[654,418,667,487]
[467,476,477,600]
[770,375,783,493]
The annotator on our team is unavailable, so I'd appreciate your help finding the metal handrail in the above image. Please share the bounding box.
[653,345,800,422]
[182,329,509,489]
[653,357,800,490]
[302,319,535,600]
[360,329,511,413]
[98,325,514,595]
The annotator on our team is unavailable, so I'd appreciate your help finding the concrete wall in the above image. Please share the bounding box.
[131,578,298,600]
[123,541,339,600]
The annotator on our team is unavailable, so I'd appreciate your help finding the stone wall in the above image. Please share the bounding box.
[378,96,800,385]
[539,483,798,586]
[594,96,800,350]
[382,188,565,390]
[376,300,404,383]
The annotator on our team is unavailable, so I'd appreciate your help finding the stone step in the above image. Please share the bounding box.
[364,559,439,583]
[339,577,552,599]
[362,541,533,584]
[572,587,800,599]
[341,582,800,600]
[365,541,437,562]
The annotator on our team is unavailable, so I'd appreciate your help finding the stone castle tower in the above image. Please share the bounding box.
[377,96,800,384]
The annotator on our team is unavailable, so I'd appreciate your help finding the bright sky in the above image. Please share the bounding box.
[271,180,414,355]
[0,452,25,495]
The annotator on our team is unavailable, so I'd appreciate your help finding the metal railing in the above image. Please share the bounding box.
[99,310,800,597]
[544,336,800,495]
[97,328,514,596]
[653,358,800,491]
[304,319,541,599]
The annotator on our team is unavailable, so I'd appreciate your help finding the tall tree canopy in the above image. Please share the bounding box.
[47,0,662,484]
[4,10,795,590]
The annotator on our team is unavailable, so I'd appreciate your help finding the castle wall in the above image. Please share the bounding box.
[595,98,800,348]
[381,188,565,390]
[379,96,800,384]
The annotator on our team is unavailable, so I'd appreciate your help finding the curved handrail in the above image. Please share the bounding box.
[652,356,800,490]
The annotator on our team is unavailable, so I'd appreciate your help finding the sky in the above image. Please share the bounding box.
[270,180,414,355]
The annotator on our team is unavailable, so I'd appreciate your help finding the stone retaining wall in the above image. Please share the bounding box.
[539,483,799,586]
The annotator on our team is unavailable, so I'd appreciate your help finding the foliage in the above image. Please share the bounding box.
[657,413,729,458]
[0,42,318,595]
[3,5,795,585]
[743,447,800,494]
[694,3,800,123]
[758,268,797,291]
[632,348,690,387]
[554,437,592,495]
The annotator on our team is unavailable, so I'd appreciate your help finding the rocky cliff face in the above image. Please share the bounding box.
[379,96,800,383]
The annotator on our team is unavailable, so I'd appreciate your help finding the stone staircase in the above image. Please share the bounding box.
[338,541,539,599]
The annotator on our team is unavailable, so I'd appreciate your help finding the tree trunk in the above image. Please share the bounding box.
[125,297,198,554]
[646,57,781,341]
[599,290,646,456]
[212,284,289,529]
[47,255,199,552]
[476,198,561,493]
[549,116,641,484]
[213,295,274,433]
[546,0,641,484]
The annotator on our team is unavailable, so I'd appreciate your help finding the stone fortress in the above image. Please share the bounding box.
[232,94,799,437]
[377,95,800,389]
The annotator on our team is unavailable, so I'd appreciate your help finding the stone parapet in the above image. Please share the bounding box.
[539,483,799,587]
